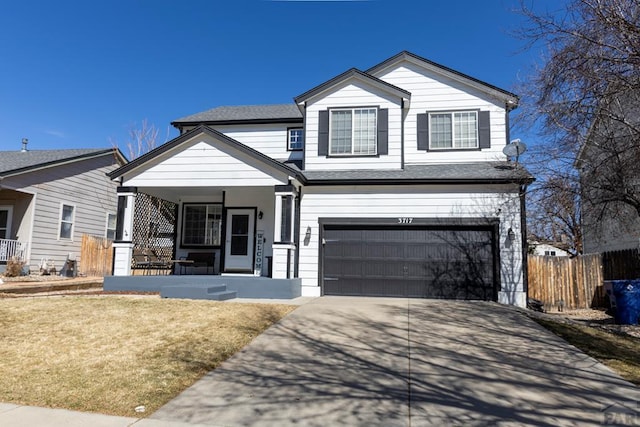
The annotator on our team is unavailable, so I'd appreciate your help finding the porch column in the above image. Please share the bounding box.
[272,185,297,279]
[112,187,137,276]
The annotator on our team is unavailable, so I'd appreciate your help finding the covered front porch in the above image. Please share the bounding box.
[107,126,304,299]
[0,188,33,271]
[112,183,299,280]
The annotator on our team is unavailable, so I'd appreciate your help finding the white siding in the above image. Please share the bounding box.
[304,81,403,170]
[375,62,509,164]
[298,184,525,306]
[212,124,303,162]
[1,155,121,272]
[124,138,290,188]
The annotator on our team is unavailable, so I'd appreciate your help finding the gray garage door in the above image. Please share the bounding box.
[322,225,497,300]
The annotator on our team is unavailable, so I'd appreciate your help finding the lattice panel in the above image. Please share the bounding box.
[132,192,177,260]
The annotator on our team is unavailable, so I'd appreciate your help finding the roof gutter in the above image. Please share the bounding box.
[302,177,535,186]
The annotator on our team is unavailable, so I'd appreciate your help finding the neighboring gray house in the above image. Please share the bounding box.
[577,92,640,253]
[0,143,126,273]
[108,51,534,307]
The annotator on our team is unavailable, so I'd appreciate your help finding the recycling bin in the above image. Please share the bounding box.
[612,280,640,325]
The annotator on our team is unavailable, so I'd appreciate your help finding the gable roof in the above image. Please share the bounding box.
[294,68,411,105]
[367,51,519,109]
[172,104,303,128]
[0,148,125,179]
[108,125,303,181]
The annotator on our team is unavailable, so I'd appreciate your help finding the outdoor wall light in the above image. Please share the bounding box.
[303,226,312,246]
[258,211,263,220]
[508,228,516,242]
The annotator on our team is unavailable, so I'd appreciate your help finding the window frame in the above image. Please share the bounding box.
[58,203,76,241]
[180,203,223,248]
[105,213,117,240]
[328,107,378,156]
[428,110,479,150]
[287,127,304,151]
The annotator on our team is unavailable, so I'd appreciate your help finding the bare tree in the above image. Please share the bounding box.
[111,119,171,160]
[515,0,640,251]
[527,175,582,254]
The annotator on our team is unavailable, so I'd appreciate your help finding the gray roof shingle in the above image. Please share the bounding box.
[301,162,534,184]
[0,148,115,176]
[172,104,302,124]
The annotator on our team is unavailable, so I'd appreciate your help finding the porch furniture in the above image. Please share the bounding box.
[132,250,152,274]
[148,249,183,275]
[133,249,179,275]
[180,252,216,275]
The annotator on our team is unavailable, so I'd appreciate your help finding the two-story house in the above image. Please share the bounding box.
[106,51,533,307]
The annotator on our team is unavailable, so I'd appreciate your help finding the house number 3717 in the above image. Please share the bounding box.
[398,217,413,224]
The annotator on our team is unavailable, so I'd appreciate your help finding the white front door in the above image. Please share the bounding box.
[224,209,255,272]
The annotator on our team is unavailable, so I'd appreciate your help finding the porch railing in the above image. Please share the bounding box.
[0,239,28,262]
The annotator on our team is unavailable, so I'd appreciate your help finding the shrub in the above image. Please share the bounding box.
[5,257,25,277]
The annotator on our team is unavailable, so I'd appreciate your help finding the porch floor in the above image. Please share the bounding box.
[103,275,301,300]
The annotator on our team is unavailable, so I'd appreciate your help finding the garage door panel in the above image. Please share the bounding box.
[322,225,496,300]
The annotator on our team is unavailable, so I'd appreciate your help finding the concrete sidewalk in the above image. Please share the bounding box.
[0,402,210,427]
[150,297,640,426]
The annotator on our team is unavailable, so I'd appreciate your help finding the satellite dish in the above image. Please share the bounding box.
[503,139,527,164]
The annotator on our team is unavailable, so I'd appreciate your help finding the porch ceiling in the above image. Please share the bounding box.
[137,186,273,203]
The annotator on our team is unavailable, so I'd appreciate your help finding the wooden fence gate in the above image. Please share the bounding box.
[527,254,605,311]
[80,234,113,277]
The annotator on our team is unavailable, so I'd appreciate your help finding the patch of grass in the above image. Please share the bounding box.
[0,296,295,416]
[535,318,640,385]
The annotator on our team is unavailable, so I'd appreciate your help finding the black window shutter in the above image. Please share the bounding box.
[318,110,329,156]
[417,113,429,150]
[478,111,491,149]
[377,108,388,155]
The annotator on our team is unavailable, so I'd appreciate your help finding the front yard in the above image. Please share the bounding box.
[533,313,640,386]
[0,296,295,416]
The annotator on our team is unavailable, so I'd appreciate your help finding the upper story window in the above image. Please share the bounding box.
[288,128,304,151]
[429,111,478,149]
[182,203,222,247]
[59,203,75,240]
[287,128,304,151]
[330,108,377,156]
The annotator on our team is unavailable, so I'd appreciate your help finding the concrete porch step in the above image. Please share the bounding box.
[160,284,237,301]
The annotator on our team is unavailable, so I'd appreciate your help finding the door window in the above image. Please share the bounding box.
[230,215,250,255]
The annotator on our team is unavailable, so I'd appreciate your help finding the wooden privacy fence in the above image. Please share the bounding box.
[528,254,605,311]
[602,248,640,280]
[80,234,113,277]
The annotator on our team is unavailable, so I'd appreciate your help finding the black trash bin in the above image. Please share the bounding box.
[612,280,640,325]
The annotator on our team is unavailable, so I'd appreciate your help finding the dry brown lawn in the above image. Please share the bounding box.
[0,296,295,416]
[535,318,640,385]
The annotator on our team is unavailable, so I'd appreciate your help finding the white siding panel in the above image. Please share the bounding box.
[377,63,510,164]
[125,140,289,187]
[298,185,525,306]
[213,124,303,162]
[305,81,403,170]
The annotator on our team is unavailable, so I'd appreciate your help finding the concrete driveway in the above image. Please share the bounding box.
[151,297,640,426]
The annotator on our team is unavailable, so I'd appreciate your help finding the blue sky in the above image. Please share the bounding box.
[0,0,561,154]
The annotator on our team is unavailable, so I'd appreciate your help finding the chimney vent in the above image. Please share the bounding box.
[21,138,28,152]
